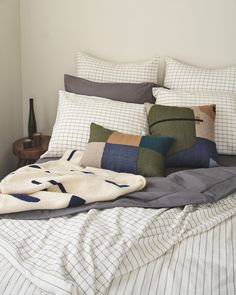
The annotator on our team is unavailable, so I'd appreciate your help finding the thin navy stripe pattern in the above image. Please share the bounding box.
[0,194,234,294]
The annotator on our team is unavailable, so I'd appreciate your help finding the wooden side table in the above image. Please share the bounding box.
[13,135,51,168]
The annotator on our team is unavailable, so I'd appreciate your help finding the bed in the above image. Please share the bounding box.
[0,186,235,294]
[0,155,235,295]
[0,53,235,295]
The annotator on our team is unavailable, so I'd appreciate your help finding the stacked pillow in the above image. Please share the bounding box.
[43,52,159,159]
[164,57,236,93]
[43,91,149,158]
[161,57,236,156]
[44,52,236,176]
[76,51,159,83]
[64,75,157,104]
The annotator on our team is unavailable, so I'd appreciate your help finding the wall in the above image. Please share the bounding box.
[0,0,23,178]
[20,0,236,136]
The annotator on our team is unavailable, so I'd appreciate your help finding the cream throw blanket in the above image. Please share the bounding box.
[0,150,146,214]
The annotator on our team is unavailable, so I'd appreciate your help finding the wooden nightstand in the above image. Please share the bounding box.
[13,135,51,168]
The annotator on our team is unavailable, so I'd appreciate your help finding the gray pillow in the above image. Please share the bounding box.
[218,155,236,167]
[164,155,236,176]
[64,74,158,104]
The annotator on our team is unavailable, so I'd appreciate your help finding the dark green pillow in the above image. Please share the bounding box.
[80,123,174,177]
[145,103,218,168]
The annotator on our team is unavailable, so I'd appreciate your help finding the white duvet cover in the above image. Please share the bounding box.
[0,193,235,295]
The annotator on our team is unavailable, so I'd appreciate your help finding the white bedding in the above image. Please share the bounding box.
[0,193,235,295]
[107,214,236,295]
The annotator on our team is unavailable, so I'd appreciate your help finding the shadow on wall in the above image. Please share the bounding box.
[0,148,17,180]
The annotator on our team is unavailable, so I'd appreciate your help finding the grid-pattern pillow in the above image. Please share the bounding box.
[75,51,159,83]
[153,87,236,155]
[42,91,148,158]
[164,57,236,93]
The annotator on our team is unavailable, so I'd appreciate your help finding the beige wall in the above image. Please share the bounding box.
[0,0,23,178]
[20,0,236,136]
[0,0,234,178]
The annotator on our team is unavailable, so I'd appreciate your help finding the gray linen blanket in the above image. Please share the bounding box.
[1,165,236,220]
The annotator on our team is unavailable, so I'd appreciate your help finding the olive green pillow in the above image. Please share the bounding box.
[145,103,218,168]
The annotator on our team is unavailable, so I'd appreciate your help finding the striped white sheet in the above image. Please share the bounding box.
[76,51,159,83]
[107,214,236,295]
[0,255,49,295]
[152,87,236,155]
[0,194,235,295]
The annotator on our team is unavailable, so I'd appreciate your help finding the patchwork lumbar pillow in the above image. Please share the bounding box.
[76,51,159,83]
[145,103,218,168]
[153,87,236,155]
[164,57,236,93]
[80,123,174,177]
[42,91,148,158]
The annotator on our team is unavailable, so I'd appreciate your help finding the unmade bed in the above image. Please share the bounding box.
[0,193,235,295]
[1,53,236,294]
[0,156,235,295]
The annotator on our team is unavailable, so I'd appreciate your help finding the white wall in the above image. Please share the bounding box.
[20,0,236,136]
[0,0,23,178]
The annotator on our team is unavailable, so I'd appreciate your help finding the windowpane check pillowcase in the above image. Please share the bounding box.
[164,57,236,92]
[80,123,174,177]
[42,91,148,158]
[145,103,218,168]
[76,51,159,83]
[153,87,236,155]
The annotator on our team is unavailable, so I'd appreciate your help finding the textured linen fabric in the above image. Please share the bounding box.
[106,214,236,295]
[76,51,159,83]
[153,87,236,155]
[42,91,148,158]
[164,57,236,92]
[64,74,157,104]
[146,103,218,168]
[80,123,174,177]
[0,194,235,294]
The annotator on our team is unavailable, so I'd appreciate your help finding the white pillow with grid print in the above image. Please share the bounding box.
[42,91,149,158]
[76,51,159,83]
[153,87,236,155]
[164,57,236,93]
